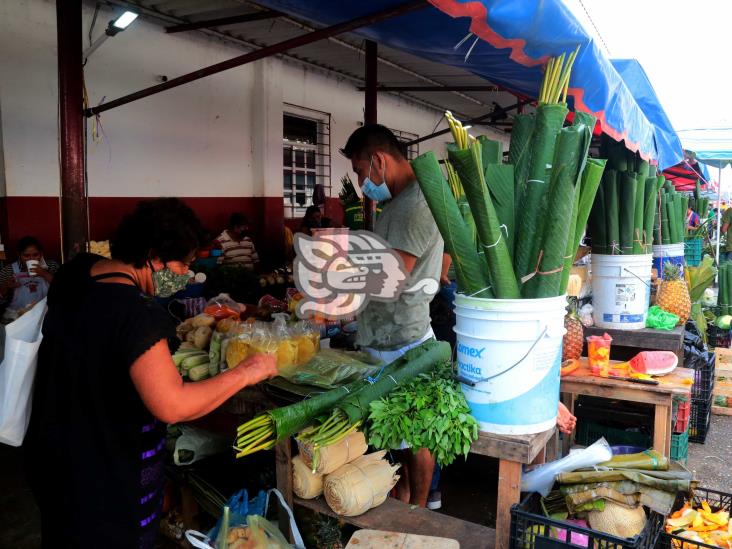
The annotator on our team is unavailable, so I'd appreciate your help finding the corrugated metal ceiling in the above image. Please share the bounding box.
[106,0,525,129]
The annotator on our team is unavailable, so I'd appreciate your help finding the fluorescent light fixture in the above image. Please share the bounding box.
[112,11,138,30]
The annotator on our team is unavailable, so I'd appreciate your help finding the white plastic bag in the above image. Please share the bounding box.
[0,298,47,446]
[173,424,230,465]
[185,489,305,549]
[521,437,613,496]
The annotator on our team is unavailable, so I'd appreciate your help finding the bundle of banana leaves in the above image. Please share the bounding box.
[587,136,665,255]
[412,48,606,299]
[234,340,449,458]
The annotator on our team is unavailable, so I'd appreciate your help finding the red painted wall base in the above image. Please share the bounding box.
[2,196,345,265]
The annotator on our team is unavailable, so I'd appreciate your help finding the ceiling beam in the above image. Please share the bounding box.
[359,85,500,92]
[85,0,427,116]
[165,10,281,33]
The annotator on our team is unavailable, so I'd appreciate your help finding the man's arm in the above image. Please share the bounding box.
[440,253,452,286]
[395,249,417,274]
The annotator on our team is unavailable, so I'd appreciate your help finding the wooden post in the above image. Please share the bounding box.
[363,40,377,231]
[496,459,522,549]
[56,0,88,260]
[275,439,294,539]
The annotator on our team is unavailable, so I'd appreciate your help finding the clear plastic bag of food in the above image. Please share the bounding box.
[290,320,320,367]
[286,349,383,388]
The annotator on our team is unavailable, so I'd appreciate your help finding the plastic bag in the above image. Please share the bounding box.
[287,349,382,388]
[173,425,230,465]
[578,303,594,327]
[521,438,613,496]
[207,489,267,543]
[204,294,244,322]
[0,298,46,446]
[597,449,668,471]
[185,489,304,549]
[646,305,679,330]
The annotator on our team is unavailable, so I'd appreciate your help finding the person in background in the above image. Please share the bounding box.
[720,206,732,261]
[0,236,60,320]
[342,124,442,508]
[215,213,259,270]
[687,207,701,230]
[298,205,322,236]
[24,198,277,548]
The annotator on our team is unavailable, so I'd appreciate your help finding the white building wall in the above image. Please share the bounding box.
[0,0,508,201]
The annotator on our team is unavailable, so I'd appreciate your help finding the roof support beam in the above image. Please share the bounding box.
[406,100,533,146]
[165,10,282,33]
[359,85,500,92]
[85,0,427,117]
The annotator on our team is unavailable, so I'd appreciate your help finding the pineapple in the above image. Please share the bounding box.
[313,517,344,549]
[656,262,691,326]
[562,297,584,361]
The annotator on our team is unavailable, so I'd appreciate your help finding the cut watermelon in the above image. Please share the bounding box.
[629,351,678,376]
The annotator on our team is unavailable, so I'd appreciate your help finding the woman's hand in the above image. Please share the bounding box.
[236,353,278,385]
[33,266,53,283]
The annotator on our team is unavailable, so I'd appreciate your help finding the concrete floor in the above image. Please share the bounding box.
[1,415,730,548]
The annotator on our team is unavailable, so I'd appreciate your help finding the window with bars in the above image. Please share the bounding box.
[283,107,331,218]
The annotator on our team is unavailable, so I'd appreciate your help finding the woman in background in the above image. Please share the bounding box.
[0,236,59,321]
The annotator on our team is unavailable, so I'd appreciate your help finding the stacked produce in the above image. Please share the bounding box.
[173,302,320,383]
[665,499,732,548]
[588,137,664,254]
[412,50,605,299]
[234,340,450,458]
[717,262,732,316]
[688,180,711,235]
[323,452,400,516]
[657,181,690,246]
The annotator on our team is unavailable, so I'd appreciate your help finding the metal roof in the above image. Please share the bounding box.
[103,0,523,129]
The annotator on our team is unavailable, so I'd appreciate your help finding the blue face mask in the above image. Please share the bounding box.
[361,156,392,203]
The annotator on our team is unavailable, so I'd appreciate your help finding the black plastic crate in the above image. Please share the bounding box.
[660,487,732,549]
[688,398,712,443]
[690,356,715,402]
[510,492,663,549]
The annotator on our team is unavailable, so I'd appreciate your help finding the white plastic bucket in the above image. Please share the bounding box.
[591,254,652,330]
[652,243,685,279]
[453,294,566,435]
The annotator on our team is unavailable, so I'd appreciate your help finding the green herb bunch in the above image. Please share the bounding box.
[367,361,478,467]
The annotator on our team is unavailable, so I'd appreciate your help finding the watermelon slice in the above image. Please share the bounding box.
[629,351,678,376]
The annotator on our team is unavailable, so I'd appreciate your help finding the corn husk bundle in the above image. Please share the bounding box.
[298,431,367,475]
[235,340,447,458]
[413,49,604,299]
[323,451,400,517]
[588,501,647,538]
[292,455,323,499]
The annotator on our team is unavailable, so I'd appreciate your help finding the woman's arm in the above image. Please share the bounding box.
[130,339,277,424]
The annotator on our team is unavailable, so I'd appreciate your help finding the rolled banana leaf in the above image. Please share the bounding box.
[560,158,606,293]
[449,143,519,298]
[411,151,492,297]
[642,177,659,253]
[508,114,535,221]
[478,135,502,166]
[524,125,590,298]
[485,163,515,258]
[632,172,646,254]
[619,172,638,254]
[604,170,620,254]
[661,191,671,245]
[588,183,607,255]
[515,103,568,282]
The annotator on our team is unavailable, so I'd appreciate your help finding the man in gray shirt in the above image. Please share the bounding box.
[342,124,444,508]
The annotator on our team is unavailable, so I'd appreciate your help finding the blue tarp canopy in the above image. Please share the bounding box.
[681,129,732,168]
[257,0,682,168]
[610,59,683,171]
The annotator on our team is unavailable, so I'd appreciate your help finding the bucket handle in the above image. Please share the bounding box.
[455,325,549,387]
[623,267,651,288]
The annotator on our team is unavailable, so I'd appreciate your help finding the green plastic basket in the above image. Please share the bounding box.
[670,429,689,464]
[685,237,703,267]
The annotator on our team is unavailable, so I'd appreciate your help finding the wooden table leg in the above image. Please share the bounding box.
[561,393,575,457]
[275,439,294,540]
[653,404,671,456]
[496,459,522,549]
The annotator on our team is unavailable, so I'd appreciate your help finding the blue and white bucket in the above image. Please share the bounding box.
[591,253,652,330]
[652,243,685,279]
[454,294,566,435]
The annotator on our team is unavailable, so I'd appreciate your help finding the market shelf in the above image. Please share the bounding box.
[295,495,496,549]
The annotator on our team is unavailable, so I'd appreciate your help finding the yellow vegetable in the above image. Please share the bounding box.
[703,501,714,514]
[667,512,697,528]
[294,335,316,365]
[226,339,250,369]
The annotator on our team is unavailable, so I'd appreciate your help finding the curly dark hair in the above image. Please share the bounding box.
[111,198,208,267]
[17,236,43,255]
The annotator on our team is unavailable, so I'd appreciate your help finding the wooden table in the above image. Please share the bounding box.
[279,423,555,549]
[560,359,693,456]
[583,325,685,362]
